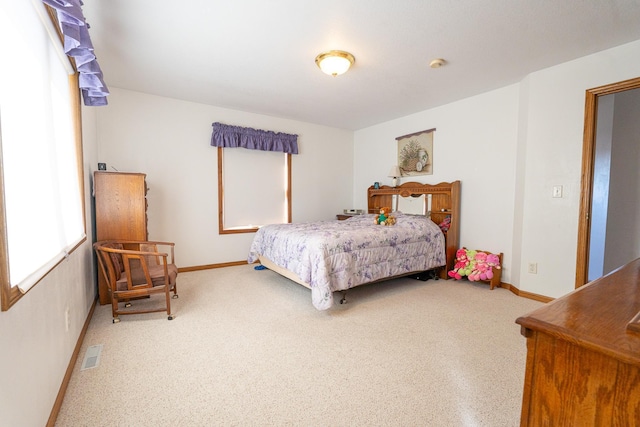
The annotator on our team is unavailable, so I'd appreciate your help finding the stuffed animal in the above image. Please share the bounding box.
[375,207,388,224]
[448,259,466,280]
[448,248,473,279]
[449,248,502,282]
[438,215,451,233]
[485,253,502,280]
[463,249,477,276]
[468,252,502,281]
[486,253,501,268]
[375,207,395,225]
[468,252,488,281]
[447,249,469,280]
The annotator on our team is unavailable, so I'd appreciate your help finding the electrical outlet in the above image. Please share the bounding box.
[528,263,538,274]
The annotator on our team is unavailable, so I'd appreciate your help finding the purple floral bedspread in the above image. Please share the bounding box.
[248,213,446,310]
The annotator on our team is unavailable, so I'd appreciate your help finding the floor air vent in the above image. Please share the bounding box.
[80,344,103,371]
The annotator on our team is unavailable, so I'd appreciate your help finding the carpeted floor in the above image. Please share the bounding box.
[55,265,543,426]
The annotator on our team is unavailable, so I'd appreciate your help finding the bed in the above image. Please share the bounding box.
[248,181,461,310]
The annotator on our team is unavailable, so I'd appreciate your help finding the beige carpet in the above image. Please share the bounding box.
[55,265,542,426]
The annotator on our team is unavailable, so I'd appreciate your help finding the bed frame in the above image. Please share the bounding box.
[367,181,461,279]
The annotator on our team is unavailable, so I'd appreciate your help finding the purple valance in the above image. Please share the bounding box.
[42,0,109,106]
[211,122,299,154]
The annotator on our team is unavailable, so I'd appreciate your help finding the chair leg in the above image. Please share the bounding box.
[172,282,179,299]
[165,285,174,320]
[111,295,120,324]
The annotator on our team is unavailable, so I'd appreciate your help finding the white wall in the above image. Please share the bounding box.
[354,85,521,283]
[517,39,640,297]
[355,39,640,298]
[0,108,98,426]
[95,88,354,267]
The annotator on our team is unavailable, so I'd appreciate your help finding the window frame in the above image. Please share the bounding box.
[0,6,86,311]
[217,147,291,234]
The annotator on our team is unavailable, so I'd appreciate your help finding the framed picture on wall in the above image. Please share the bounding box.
[396,128,435,177]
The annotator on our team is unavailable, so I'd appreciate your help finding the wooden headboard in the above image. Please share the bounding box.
[367,181,461,278]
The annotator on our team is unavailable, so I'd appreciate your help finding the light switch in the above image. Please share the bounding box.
[552,185,563,198]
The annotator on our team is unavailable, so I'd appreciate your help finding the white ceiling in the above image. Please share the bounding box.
[82,0,640,130]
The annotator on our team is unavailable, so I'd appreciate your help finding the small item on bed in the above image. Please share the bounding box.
[374,207,396,226]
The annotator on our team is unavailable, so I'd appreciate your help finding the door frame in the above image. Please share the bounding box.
[575,76,640,288]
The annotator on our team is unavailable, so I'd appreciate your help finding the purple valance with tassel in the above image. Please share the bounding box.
[211,122,299,154]
[42,0,109,106]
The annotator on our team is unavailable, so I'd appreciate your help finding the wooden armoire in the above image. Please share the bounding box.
[94,171,148,304]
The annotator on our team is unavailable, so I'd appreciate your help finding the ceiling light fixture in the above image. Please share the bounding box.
[430,58,446,68]
[315,50,355,76]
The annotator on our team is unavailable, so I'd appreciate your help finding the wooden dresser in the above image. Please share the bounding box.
[516,259,640,426]
[94,172,148,304]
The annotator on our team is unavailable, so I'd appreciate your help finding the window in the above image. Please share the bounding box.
[0,1,85,310]
[217,147,291,234]
[211,122,297,234]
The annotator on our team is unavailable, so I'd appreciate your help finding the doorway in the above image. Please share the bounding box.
[575,76,640,288]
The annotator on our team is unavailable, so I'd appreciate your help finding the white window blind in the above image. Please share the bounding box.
[0,1,85,294]
[223,148,287,229]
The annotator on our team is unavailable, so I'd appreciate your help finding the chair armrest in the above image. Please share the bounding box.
[97,240,176,265]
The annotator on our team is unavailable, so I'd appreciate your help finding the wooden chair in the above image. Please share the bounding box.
[94,240,179,323]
